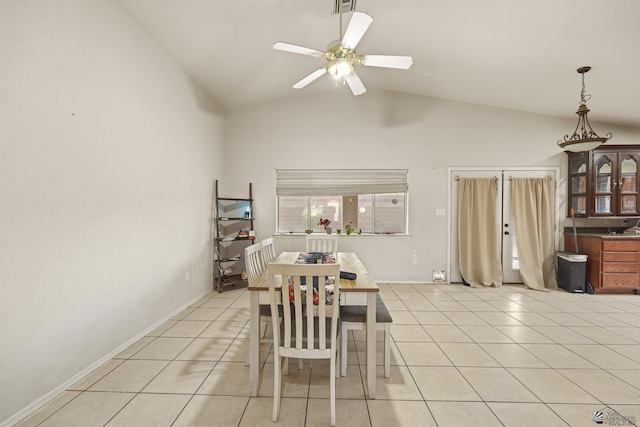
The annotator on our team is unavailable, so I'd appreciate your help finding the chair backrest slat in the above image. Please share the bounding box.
[317,284,326,349]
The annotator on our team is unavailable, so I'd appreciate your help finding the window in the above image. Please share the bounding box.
[276,169,408,234]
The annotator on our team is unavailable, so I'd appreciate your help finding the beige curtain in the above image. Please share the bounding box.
[511,178,558,291]
[457,178,502,288]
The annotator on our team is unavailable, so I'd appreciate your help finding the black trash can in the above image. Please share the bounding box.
[556,252,587,293]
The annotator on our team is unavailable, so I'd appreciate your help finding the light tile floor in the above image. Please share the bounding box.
[16,283,640,426]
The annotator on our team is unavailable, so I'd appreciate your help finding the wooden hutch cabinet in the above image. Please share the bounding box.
[567,145,640,217]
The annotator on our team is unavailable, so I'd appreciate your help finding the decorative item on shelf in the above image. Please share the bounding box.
[305,229,313,234]
[318,217,332,234]
[557,66,612,152]
[241,271,248,280]
[336,229,342,234]
[237,229,249,239]
[345,224,355,235]
[248,230,255,239]
[244,206,251,219]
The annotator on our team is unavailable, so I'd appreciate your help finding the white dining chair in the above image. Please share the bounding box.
[306,234,338,253]
[244,242,272,366]
[267,262,341,426]
[340,293,393,377]
[261,237,277,262]
[244,242,265,284]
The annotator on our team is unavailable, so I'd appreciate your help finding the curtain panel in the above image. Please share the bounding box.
[457,177,503,288]
[276,169,408,196]
[512,177,558,291]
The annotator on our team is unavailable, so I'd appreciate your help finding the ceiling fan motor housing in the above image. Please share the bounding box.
[325,45,359,76]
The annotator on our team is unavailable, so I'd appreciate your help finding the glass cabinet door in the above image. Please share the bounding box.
[593,154,614,215]
[618,155,638,215]
[569,154,588,215]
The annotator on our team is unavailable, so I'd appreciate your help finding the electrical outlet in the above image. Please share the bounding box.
[186,271,190,281]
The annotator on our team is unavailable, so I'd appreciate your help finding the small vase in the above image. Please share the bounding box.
[325,227,332,234]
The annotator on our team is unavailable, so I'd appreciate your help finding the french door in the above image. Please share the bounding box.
[448,168,559,284]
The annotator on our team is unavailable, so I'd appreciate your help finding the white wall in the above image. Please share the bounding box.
[225,89,640,282]
[0,1,225,423]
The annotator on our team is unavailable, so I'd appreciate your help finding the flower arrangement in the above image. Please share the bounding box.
[318,217,331,229]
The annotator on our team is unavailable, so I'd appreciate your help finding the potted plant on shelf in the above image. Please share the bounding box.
[345,224,355,235]
[318,217,332,234]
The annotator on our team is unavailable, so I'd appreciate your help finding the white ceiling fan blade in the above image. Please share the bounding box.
[273,42,324,58]
[292,68,327,89]
[361,55,413,69]
[345,72,366,96]
[341,12,373,50]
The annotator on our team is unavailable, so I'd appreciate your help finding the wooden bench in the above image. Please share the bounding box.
[339,293,393,377]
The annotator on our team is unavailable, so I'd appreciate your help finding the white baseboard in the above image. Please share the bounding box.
[2,287,213,427]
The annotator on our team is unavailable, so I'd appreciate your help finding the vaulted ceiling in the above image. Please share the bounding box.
[118,0,640,128]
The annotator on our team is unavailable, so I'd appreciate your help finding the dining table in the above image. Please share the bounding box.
[247,251,380,398]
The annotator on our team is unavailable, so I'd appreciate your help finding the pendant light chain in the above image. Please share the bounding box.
[579,71,591,106]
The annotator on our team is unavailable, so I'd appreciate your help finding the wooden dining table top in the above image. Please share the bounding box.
[248,251,378,293]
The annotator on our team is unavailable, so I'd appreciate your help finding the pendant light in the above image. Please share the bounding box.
[557,66,612,152]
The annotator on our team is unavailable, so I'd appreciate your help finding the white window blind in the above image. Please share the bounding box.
[276,169,408,196]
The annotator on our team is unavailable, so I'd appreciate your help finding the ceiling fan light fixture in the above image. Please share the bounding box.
[327,59,353,77]
[558,66,612,152]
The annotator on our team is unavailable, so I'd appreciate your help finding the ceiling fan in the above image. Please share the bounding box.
[273,11,413,96]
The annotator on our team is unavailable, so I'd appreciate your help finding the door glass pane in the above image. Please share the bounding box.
[596,175,611,192]
[620,158,637,194]
[595,196,611,214]
[621,176,636,193]
[570,156,587,174]
[572,196,586,215]
[511,232,520,270]
[594,155,613,193]
[572,176,586,193]
[621,157,637,174]
[621,195,637,213]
